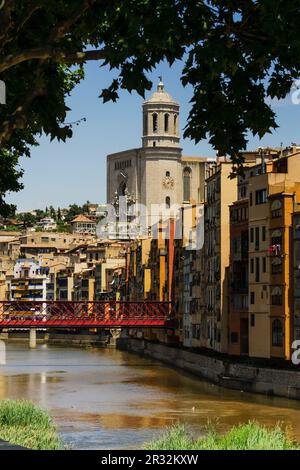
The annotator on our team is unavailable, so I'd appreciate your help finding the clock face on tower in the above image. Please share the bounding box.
[162,175,175,190]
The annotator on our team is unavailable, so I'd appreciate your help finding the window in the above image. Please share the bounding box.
[255,189,267,205]
[250,258,254,274]
[233,238,239,254]
[153,142,156,147]
[272,319,283,347]
[230,332,239,344]
[271,230,282,247]
[271,200,282,218]
[262,226,266,242]
[164,113,169,132]
[250,292,255,304]
[240,185,247,199]
[255,227,260,250]
[262,257,267,273]
[183,167,191,202]
[271,257,283,274]
[251,314,255,327]
[166,196,171,209]
[118,181,127,196]
[174,114,178,133]
[152,113,158,133]
[166,171,170,177]
[250,192,253,206]
[143,113,148,135]
[255,257,260,282]
[250,228,254,243]
[271,286,283,306]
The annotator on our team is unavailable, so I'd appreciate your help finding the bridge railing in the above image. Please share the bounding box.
[0,301,175,328]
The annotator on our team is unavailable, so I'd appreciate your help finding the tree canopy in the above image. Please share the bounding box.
[1,0,300,214]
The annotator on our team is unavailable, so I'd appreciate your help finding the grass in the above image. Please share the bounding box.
[145,422,299,451]
[0,400,62,450]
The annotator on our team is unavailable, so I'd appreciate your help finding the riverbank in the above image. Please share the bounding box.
[117,338,300,401]
[146,423,299,450]
[1,399,297,451]
[0,400,61,450]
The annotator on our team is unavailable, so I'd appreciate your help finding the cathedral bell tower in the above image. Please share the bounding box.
[142,79,180,148]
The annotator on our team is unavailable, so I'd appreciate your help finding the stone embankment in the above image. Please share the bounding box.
[117,338,300,400]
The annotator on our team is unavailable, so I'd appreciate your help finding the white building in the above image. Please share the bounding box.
[36,217,57,231]
[71,215,96,235]
[9,259,50,301]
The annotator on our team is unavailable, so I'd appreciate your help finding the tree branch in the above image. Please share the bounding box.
[0,0,17,43]
[0,84,47,145]
[48,0,93,42]
[0,47,106,73]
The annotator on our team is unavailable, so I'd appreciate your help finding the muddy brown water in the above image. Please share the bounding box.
[1,341,300,449]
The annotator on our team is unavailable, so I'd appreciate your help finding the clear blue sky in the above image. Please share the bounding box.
[6,60,300,212]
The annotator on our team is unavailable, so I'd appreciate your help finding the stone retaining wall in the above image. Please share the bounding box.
[117,338,300,400]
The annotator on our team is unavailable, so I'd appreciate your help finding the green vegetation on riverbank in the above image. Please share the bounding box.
[146,422,299,451]
[0,400,61,450]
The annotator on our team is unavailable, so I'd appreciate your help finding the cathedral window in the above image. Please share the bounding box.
[144,114,148,135]
[152,113,158,133]
[118,181,127,196]
[174,114,178,133]
[164,113,169,132]
[166,196,171,209]
[183,167,191,202]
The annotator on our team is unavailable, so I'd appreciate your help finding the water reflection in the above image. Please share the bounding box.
[0,342,300,449]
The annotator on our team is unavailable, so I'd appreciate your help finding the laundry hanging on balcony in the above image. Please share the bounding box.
[268,244,282,256]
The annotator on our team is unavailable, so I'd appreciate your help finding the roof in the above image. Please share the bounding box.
[182,156,215,163]
[0,236,18,243]
[144,81,178,105]
[71,215,96,223]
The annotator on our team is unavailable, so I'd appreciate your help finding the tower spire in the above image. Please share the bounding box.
[142,80,180,148]
[157,76,164,92]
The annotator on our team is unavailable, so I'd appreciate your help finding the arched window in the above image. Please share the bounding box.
[183,167,191,202]
[271,229,282,246]
[118,181,127,196]
[152,113,158,133]
[164,113,169,132]
[143,113,148,135]
[153,141,156,147]
[166,171,170,177]
[166,196,171,209]
[271,286,283,306]
[272,319,283,347]
[174,114,178,134]
[271,200,282,218]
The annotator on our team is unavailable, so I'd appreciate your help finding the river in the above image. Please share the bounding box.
[1,341,300,449]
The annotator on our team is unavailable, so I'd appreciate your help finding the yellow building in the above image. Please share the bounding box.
[73,268,95,301]
[248,148,300,360]
[203,158,238,353]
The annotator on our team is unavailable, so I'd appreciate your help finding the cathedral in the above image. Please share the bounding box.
[106,80,213,224]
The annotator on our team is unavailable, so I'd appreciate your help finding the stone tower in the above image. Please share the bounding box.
[142,79,180,148]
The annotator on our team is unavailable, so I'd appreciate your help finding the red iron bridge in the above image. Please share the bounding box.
[0,301,175,329]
